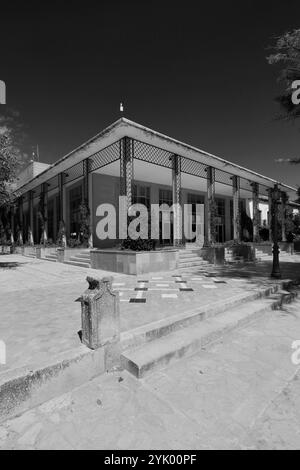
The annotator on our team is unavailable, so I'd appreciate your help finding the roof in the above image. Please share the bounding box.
[15,117,298,197]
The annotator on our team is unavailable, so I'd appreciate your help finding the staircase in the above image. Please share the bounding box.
[120,282,298,378]
[45,251,58,262]
[63,251,91,268]
[178,245,210,271]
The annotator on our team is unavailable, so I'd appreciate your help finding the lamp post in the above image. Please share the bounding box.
[271,184,281,279]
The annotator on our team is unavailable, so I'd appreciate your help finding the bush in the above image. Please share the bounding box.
[120,238,157,251]
[68,238,82,248]
[259,227,269,241]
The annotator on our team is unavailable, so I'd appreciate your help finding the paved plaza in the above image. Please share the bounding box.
[1,254,300,449]
[1,254,299,373]
[1,294,300,450]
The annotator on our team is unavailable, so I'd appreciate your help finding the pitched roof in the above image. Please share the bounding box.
[15,117,297,196]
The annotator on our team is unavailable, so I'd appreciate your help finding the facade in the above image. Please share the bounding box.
[9,118,298,249]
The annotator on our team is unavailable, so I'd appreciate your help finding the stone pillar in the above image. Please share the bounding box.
[172,155,182,246]
[28,190,34,245]
[83,158,93,248]
[10,204,15,245]
[58,173,64,223]
[205,166,216,245]
[232,175,241,243]
[251,182,260,242]
[120,137,134,210]
[42,182,48,243]
[281,192,288,242]
[77,276,120,368]
[268,189,273,242]
[18,196,24,244]
[88,164,94,248]
[58,173,67,247]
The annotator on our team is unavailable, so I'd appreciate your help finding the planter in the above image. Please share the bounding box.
[279,242,293,254]
[90,249,178,275]
[230,244,256,262]
[200,246,225,265]
[252,243,272,255]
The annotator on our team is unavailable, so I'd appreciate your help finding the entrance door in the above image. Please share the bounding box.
[186,194,205,246]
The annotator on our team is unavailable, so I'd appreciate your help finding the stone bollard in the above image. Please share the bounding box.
[56,247,65,262]
[77,276,120,369]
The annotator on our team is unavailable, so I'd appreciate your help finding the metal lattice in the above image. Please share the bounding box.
[214,168,233,187]
[32,184,42,202]
[239,177,253,193]
[181,157,207,179]
[134,140,173,169]
[47,175,59,194]
[64,161,84,185]
[258,184,270,198]
[89,141,120,172]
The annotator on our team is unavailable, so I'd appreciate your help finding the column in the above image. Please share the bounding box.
[29,190,34,245]
[120,137,134,241]
[232,175,241,243]
[10,204,15,244]
[42,182,48,243]
[88,161,94,248]
[268,189,273,242]
[58,173,67,246]
[251,182,260,242]
[18,196,24,244]
[205,166,216,245]
[120,137,134,210]
[82,158,92,247]
[281,191,288,242]
[172,154,182,246]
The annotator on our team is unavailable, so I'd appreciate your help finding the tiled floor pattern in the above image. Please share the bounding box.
[112,271,227,303]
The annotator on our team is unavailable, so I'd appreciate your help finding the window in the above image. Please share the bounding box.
[132,184,150,208]
[159,189,172,206]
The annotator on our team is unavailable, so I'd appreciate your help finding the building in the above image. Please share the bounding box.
[10,118,298,248]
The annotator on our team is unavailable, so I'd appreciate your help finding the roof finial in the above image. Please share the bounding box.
[120,102,124,114]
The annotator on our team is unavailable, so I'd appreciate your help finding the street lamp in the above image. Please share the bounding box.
[270,184,281,279]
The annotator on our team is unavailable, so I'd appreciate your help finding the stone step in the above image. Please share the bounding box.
[178,247,200,253]
[179,252,201,259]
[178,261,209,268]
[64,260,91,268]
[121,287,297,378]
[178,256,204,263]
[75,253,91,260]
[120,283,286,351]
[45,255,57,262]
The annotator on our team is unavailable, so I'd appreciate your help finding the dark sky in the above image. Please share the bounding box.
[1,0,300,187]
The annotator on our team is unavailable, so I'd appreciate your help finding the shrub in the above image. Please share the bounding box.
[120,238,157,251]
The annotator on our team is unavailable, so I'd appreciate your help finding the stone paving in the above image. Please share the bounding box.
[0,254,300,374]
[1,295,300,450]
